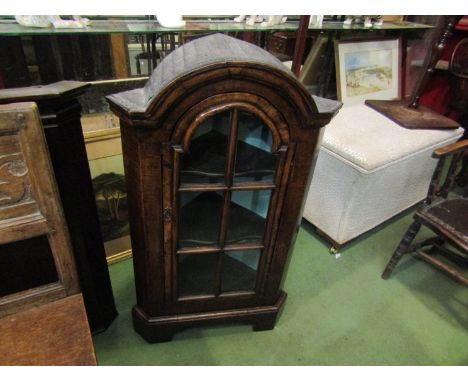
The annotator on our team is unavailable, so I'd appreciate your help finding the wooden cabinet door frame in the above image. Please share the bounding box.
[161,94,294,314]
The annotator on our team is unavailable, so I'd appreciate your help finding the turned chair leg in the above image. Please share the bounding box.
[382,220,422,279]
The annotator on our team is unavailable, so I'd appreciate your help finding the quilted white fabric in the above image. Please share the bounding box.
[303,104,464,246]
[322,104,465,172]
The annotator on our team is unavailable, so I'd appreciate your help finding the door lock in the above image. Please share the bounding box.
[163,207,172,222]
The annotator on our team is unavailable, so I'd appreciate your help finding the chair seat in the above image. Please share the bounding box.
[417,199,468,252]
[381,139,468,282]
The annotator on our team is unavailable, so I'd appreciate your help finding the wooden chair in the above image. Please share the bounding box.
[0,102,96,365]
[382,140,468,285]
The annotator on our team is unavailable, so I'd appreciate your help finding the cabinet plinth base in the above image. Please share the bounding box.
[132,291,287,343]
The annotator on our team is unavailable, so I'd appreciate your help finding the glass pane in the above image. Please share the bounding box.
[179,110,231,185]
[178,191,223,248]
[221,250,261,292]
[0,236,58,298]
[178,253,217,297]
[226,190,272,245]
[234,111,277,184]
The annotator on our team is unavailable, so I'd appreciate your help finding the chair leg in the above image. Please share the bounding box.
[382,220,422,279]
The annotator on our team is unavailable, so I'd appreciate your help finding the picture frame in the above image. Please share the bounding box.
[82,113,132,265]
[334,38,401,106]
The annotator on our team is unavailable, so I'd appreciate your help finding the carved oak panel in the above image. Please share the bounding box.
[0,131,37,221]
[0,102,79,318]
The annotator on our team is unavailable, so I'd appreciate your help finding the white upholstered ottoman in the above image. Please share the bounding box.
[302,104,464,250]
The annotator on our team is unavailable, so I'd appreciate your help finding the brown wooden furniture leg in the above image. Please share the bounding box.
[382,220,422,279]
[382,140,468,283]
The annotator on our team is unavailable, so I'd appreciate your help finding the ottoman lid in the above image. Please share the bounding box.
[321,104,464,172]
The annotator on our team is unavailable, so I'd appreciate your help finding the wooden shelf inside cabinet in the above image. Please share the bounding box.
[180,130,276,182]
[179,192,267,248]
[178,252,257,297]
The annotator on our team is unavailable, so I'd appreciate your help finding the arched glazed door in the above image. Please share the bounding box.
[163,102,292,308]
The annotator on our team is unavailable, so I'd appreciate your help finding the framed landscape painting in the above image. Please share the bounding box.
[335,38,401,106]
[82,114,132,265]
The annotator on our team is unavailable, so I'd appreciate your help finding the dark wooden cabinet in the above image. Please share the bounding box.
[108,33,341,343]
[0,82,118,333]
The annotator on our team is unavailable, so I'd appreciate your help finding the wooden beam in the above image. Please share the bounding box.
[291,15,310,77]
[110,33,130,79]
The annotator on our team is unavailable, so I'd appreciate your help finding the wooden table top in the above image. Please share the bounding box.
[0,293,97,366]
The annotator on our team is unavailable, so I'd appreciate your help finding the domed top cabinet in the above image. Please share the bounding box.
[108,34,341,343]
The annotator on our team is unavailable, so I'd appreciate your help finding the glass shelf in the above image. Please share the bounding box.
[0,19,301,36]
[0,19,432,37]
[307,21,433,32]
[180,130,277,185]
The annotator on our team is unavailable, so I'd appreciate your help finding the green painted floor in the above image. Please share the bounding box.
[93,210,468,365]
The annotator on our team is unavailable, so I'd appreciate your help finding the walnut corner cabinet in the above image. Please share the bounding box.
[107,33,341,343]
